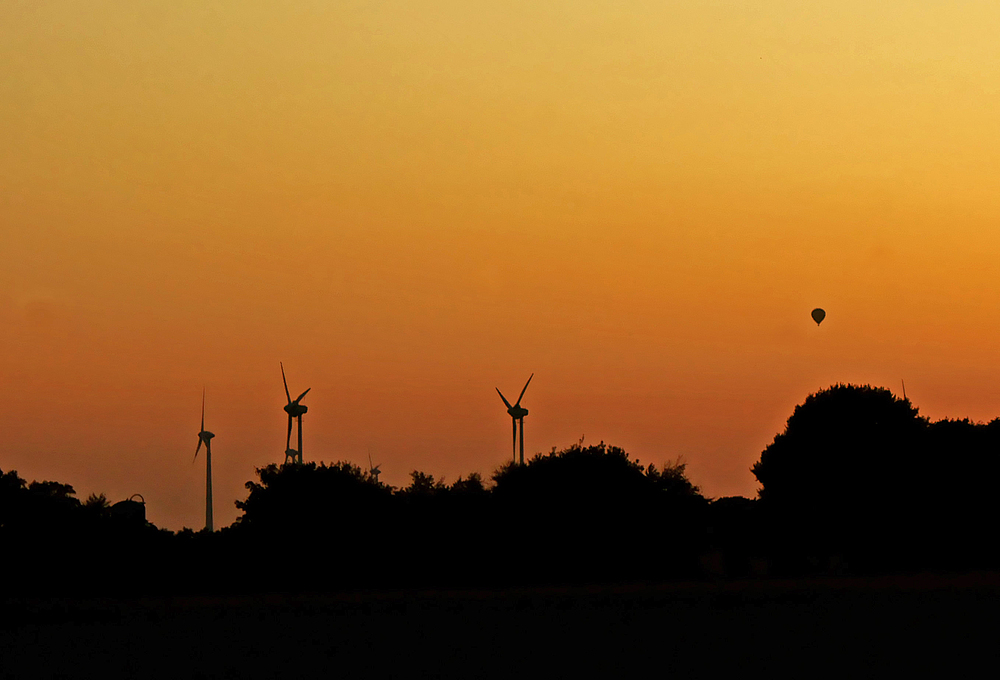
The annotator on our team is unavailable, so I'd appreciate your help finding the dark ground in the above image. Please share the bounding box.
[3,573,1000,678]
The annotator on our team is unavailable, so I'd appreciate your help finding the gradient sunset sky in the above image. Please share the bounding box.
[3,2,1000,530]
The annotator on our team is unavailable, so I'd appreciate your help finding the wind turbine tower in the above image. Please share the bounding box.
[281,362,310,464]
[194,389,215,532]
[496,373,533,465]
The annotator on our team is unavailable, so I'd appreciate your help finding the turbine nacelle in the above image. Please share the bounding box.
[194,390,216,462]
[368,452,382,481]
[284,402,308,417]
[507,406,528,419]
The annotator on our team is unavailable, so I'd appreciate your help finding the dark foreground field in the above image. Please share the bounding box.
[3,573,1000,678]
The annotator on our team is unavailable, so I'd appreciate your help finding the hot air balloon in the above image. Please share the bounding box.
[811,308,826,326]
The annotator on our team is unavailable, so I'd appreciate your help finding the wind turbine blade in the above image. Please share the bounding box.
[286,414,293,451]
[194,437,202,462]
[368,451,374,470]
[514,373,534,407]
[496,388,512,409]
[201,388,206,431]
[295,388,311,403]
[280,362,292,404]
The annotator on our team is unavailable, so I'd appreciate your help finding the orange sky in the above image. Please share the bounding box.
[3,2,1000,529]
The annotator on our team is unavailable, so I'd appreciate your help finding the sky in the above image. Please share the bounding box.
[3,1,1000,530]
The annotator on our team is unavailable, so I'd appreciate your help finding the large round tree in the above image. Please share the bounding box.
[752,384,926,517]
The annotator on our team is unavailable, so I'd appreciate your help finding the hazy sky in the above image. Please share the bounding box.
[3,2,1000,529]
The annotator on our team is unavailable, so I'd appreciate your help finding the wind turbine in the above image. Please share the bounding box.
[281,362,310,464]
[496,373,533,465]
[368,450,382,484]
[194,388,215,532]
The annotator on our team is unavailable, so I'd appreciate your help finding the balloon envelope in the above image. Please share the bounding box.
[811,308,826,325]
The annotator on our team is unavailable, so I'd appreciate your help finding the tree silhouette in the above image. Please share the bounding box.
[748,383,982,571]
[0,468,170,594]
[492,441,707,581]
[83,492,110,510]
[232,461,396,585]
[448,472,487,496]
[752,384,925,511]
[399,470,446,497]
[223,444,708,586]
[15,379,1000,594]
[0,467,28,530]
[235,461,391,534]
[918,416,1000,567]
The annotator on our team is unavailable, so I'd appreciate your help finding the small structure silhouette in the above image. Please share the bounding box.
[281,362,310,464]
[194,389,215,531]
[496,374,533,465]
[110,494,146,526]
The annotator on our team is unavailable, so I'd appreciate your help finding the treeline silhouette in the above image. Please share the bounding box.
[751,383,1000,574]
[3,383,1000,595]
[229,441,707,590]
